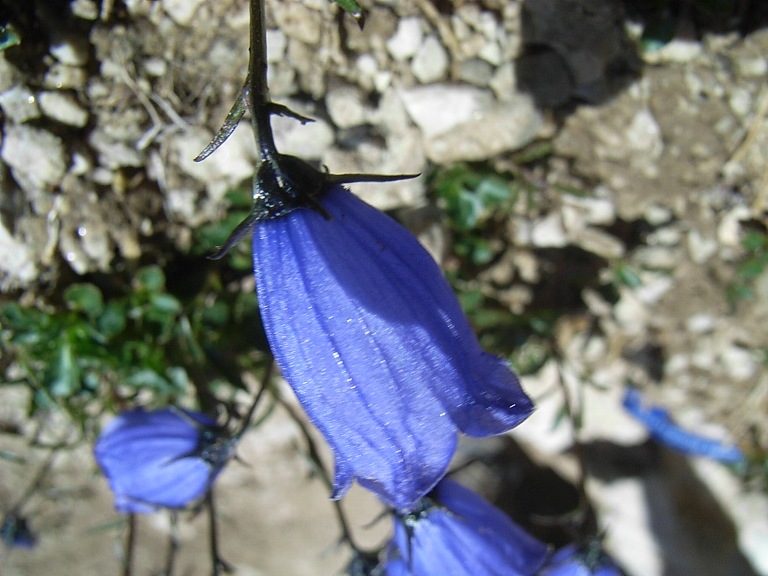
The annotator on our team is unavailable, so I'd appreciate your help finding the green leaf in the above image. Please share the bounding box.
[64,283,104,319]
[124,369,172,392]
[615,263,643,288]
[329,0,363,26]
[150,294,182,315]
[742,231,767,253]
[457,289,484,314]
[136,266,165,293]
[201,301,230,328]
[44,339,79,397]
[0,24,21,52]
[224,187,253,209]
[737,259,767,281]
[1,302,45,333]
[194,211,251,255]
[165,366,190,392]
[476,176,512,205]
[97,302,127,338]
[469,239,495,265]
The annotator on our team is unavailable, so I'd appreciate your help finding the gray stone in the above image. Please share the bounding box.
[0,85,40,123]
[162,0,206,26]
[0,220,37,290]
[273,114,334,161]
[458,58,494,87]
[686,229,718,264]
[572,227,625,259]
[173,124,257,203]
[70,0,98,19]
[44,64,87,90]
[400,84,492,138]
[274,2,322,45]
[425,95,543,163]
[531,213,567,247]
[386,17,423,61]
[325,85,367,129]
[1,125,67,195]
[38,91,89,127]
[266,29,287,63]
[50,37,90,66]
[412,36,449,84]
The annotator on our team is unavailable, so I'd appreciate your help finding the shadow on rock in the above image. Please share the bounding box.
[516,0,642,110]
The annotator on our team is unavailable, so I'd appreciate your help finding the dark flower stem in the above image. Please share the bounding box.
[122,513,136,576]
[8,449,57,515]
[207,491,233,576]
[555,361,598,538]
[163,511,179,576]
[248,0,278,162]
[278,396,364,554]
[235,358,273,440]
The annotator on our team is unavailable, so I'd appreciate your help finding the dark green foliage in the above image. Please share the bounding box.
[431,164,517,266]
[728,230,768,306]
[0,255,266,429]
[193,187,254,270]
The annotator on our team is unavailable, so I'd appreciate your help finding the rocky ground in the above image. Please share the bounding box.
[1,0,768,575]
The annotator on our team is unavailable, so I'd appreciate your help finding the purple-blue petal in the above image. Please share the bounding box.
[622,389,744,464]
[390,479,548,576]
[253,186,533,509]
[1,514,36,549]
[94,408,226,512]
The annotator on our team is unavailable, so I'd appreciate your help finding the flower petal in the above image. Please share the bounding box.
[253,186,533,509]
[622,389,743,464]
[390,479,547,576]
[94,408,224,512]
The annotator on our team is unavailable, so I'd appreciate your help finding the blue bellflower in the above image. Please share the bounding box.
[622,389,743,464]
[94,408,236,513]
[385,478,547,575]
[539,543,622,576]
[252,184,534,510]
[0,513,36,549]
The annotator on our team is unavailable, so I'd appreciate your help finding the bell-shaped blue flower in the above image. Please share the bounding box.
[538,543,622,576]
[252,184,534,510]
[94,407,236,513]
[1,513,36,549]
[622,388,744,464]
[385,478,547,575]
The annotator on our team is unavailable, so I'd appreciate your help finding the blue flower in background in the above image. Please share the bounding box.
[622,388,744,464]
[252,185,534,510]
[384,478,547,575]
[538,543,622,576]
[1,513,36,549]
[94,408,236,513]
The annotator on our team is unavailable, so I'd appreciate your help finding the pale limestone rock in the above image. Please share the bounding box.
[386,17,423,61]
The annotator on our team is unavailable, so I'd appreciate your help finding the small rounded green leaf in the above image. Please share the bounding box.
[97,302,127,338]
[64,283,104,318]
[137,266,166,293]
